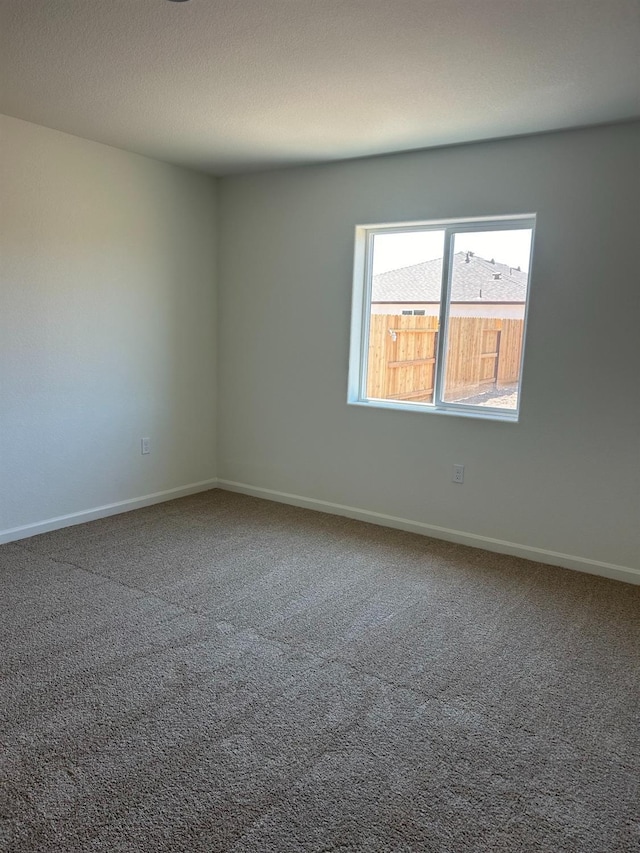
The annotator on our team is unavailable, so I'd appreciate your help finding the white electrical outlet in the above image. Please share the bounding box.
[452,464,464,484]
[141,437,151,455]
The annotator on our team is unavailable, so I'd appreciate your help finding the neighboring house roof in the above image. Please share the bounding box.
[372,251,528,303]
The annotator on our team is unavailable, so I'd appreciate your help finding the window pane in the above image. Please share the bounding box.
[367,230,445,404]
[442,229,533,410]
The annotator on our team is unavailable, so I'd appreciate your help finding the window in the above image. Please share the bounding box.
[348,215,535,421]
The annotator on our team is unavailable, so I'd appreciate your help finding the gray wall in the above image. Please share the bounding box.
[217,123,640,571]
[2,115,638,574]
[1,116,218,533]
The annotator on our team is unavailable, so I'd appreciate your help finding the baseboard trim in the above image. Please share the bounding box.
[5,477,637,586]
[0,479,219,545]
[217,479,640,586]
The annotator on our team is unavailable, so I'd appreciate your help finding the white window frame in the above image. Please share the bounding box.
[347,214,536,422]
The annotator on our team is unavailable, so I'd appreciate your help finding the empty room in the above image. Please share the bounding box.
[1,1,639,851]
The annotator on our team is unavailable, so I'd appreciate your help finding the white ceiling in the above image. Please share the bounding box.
[2,0,639,175]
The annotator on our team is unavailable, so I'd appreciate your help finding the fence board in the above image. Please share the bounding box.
[496,319,524,386]
[367,314,524,402]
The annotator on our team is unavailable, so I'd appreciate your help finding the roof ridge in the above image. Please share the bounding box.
[371,249,527,303]
[373,256,442,278]
[374,250,526,279]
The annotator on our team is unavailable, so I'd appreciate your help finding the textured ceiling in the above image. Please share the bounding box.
[1,0,639,175]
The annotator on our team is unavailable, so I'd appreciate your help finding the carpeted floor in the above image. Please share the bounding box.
[1,490,639,852]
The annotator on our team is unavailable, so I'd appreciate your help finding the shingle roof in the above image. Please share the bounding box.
[372,252,528,303]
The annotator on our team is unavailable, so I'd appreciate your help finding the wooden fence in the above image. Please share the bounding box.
[366,314,524,402]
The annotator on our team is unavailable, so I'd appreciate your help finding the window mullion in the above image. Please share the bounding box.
[434,228,454,407]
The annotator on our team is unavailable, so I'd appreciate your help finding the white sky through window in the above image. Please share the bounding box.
[372,229,532,275]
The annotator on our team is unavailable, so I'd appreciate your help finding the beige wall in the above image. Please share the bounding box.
[0,116,218,534]
[217,122,640,572]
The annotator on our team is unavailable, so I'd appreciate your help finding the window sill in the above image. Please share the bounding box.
[348,397,520,423]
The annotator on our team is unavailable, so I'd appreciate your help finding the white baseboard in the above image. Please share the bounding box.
[217,479,640,586]
[5,476,637,587]
[0,479,219,545]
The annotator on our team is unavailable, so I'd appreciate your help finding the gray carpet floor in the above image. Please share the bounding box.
[1,489,639,852]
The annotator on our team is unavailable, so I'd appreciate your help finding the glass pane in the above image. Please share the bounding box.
[367,230,445,404]
[442,229,533,410]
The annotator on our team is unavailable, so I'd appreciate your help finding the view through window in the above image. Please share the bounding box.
[349,217,535,419]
